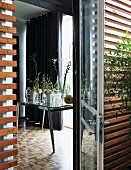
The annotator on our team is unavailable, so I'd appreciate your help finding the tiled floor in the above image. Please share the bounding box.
[14,120,73,170]
[14,120,131,170]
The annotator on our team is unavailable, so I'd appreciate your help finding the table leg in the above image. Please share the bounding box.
[48,109,55,153]
[42,110,45,130]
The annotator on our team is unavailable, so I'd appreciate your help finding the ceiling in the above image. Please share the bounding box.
[14,0,49,21]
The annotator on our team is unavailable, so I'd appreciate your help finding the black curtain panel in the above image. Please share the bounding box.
[26,11,63,130]
[26,11,60,84]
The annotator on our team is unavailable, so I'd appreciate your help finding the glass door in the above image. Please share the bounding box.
[80,0,104,169]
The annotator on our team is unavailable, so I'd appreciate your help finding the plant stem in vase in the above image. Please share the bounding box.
[62,61,71,100]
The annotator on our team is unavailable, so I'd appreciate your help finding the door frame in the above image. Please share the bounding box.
[72,0,81,169]
[73,0,105,169]
[97,1,105,170]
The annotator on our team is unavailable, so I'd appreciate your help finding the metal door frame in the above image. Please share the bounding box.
[78,0,105,170]
[97,1,105,170]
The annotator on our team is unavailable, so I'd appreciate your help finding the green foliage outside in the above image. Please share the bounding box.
[105,30,131,141]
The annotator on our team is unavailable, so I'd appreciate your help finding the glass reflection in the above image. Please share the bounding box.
[81,0,97,109]
[80,0,98,169]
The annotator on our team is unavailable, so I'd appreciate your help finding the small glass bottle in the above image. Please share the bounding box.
[55,90,62,107]
[25,87,31,102]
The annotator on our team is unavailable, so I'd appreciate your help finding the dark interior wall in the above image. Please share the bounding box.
[18,0,72,15]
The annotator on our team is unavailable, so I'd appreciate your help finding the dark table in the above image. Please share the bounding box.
[17,101,73,153]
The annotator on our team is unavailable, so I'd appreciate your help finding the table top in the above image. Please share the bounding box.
[18,101,73,112]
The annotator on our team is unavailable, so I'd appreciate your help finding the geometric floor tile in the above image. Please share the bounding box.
[14,119,73,170]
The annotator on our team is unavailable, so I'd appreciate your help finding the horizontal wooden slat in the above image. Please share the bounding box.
[105,0,131,16]
[104,102,131,111]
[105,32,122,40]
[118,0,131,7]
[104,141,131,156]
[0,48,16,55]
[0,94,16,102]
[0,2,16,12]
[104,103,121,111]
[107,115,131,124]
[105,10,131,24]
[104,153,131,170]
[105,31,127,44]
[112,159,131,170]
[104,36,121,45]
[104,74,128,80]
[105,40,118,46]
[0,72,17,78]
[0,116,17,125]
[0,159,17,170]
[104,81,124,88]
[105,25,129,36]
[104,90,118,95]
[0,83,17,90]
[104,69,131,73]
[105,17,131,30]
[105,5,131,23]
[0,60,17,67]
[0,105,17,114]
[0,138,17,148]
[104,147,131,164]
[0,149,18,160]
[104,109,131,118]
[104,135,128,148]
[104,121,129,133]
[0,37,16,44]
[104,128,129,140]
[0,13,16,22]
[104,97,122,102]
[105,22,131,34]
[0,127,17,137]
[0,26,16,34]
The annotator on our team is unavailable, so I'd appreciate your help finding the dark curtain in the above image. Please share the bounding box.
[26,11,63,130]
[26,11,60,84]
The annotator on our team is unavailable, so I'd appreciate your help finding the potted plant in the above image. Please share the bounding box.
[64,84,73,104]
[40,74,54,103]
[27,72,41,102]
[61,61,71,100]
[27,53,41,102]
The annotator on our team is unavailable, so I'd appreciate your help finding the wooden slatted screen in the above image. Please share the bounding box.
[0,0,18,169]
[104,0,131,169]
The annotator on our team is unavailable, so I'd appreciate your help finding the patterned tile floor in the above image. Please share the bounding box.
[14,120,131,170]
[14,120,73,170]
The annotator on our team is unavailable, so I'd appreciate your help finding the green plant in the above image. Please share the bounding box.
[51,58,58,74]
[27,72,41,92]
[51,58,61,91]
[27,53,41,92]
[40,74,53,93]
[62,61,71,98]
[105,30,131,141]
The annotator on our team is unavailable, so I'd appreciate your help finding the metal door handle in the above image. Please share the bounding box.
[100,120,109,127]
[87,120,96,126]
